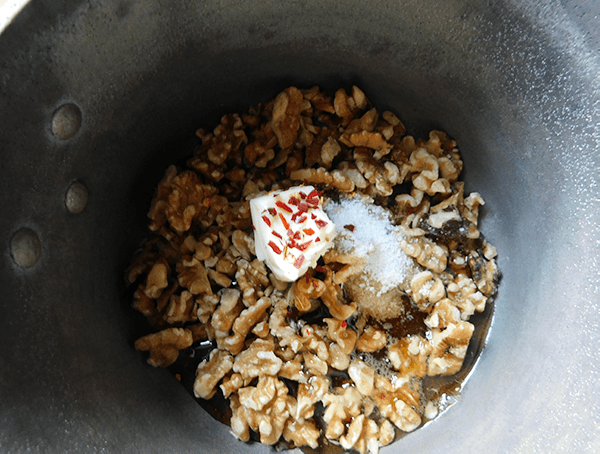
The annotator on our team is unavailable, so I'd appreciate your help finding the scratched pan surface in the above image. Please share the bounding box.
[0,0,598,452]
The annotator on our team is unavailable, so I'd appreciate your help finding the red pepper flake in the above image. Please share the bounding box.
[315,266,326,273]
[342,320,347,327]
[298,202,309,212]
[261,215,272,227]
[307,189,322,199]
[297,240,312,251]
[279,213,290,230]
[344,224,355,232]
[306,328,310,335]
[315,219,328,229]
[299,192,307,199]
[276,201,293,213]
[312,281,319,288]
[293,231,301,240]
[297,215,307,224]
[305,272,311,283]
[293,254,305,269]
[303,228,315,236]
[291,212,299,222]
[268,241,282,255]
[380,393,386,399]
[288,196,300,206]
[311,213,317,220]
[272,230,283,239]
[315,237,321,242]
[268,207,277,216]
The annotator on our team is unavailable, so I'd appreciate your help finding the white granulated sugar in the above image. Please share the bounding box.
[419,280,433,297]
[324,196,413,295]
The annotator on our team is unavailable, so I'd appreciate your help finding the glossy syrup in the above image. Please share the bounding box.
[168,290,495,453]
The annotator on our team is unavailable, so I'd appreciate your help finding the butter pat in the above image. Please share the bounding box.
[250,186,336,282]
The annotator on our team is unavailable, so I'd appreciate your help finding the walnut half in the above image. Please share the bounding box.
[134,327,193,368]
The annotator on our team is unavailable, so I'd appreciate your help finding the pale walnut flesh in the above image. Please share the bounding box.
[144,258,170,299]
[194,349,234,399]
[428,321,475,376]
[232,338,283,380]
[356,325,387,353]
[134,328,193,368]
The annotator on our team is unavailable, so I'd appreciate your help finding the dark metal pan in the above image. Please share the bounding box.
[1,1,598,452]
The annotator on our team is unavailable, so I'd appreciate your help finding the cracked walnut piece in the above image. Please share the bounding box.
[127,85,500,454]
[134,328,193,368]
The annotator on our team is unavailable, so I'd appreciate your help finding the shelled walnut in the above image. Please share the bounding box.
[134,328,193,368]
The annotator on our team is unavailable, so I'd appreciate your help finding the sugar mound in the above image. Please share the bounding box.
[324,195,413,295]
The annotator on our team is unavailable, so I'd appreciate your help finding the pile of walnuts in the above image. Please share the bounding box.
[126,86,500,454]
